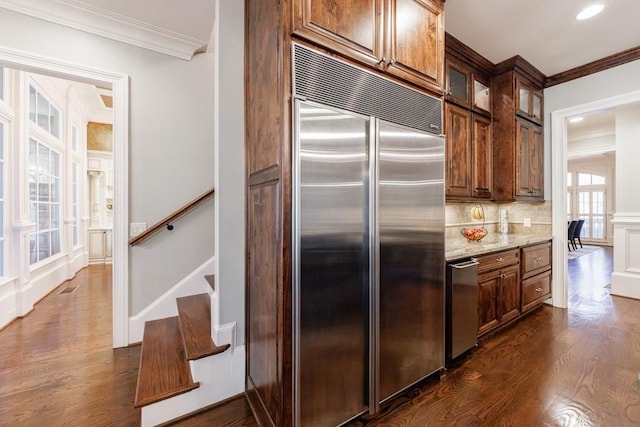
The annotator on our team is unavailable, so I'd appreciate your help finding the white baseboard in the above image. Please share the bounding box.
[0,278,18,330]
[140,344,246,427]
[128,257,215,344]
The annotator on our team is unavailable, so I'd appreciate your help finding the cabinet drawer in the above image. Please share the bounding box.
[522,269,551,312]
[521,241,551,279]
[476,249,519,274]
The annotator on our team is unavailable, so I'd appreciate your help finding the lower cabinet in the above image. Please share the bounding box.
[477,249,520,336]
[475,239,552,337]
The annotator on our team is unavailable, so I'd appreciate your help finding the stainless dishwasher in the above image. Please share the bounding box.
[446,258,479,365]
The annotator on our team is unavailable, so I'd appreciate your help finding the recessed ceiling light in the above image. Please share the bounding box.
[569,116,584,123]
[576,4,604,20]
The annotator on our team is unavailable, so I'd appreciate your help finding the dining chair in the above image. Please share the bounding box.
[568,220,579,251]
[572,219,585,249]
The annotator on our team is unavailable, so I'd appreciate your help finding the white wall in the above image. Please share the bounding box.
[214,0,245,344]
[0,8,215,315]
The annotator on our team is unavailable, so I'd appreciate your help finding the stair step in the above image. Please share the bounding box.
[176,293,230,361]
[135,317,199,408]
[204,274,215,292]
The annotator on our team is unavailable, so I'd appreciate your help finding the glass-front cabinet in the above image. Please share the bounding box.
[516,78,542,124]
[445,57,491,114]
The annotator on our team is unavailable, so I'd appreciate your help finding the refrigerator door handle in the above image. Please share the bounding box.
[369,117,380,415]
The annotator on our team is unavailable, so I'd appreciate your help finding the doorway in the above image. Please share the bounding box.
[551,90,640,309]
[0,46,129,348]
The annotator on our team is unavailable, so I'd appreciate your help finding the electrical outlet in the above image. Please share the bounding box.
[130,222,147,237]
[523,218,532,228]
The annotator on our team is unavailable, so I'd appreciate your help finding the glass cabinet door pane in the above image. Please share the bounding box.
[532,93,542,120]
[473,80,490,111]
[448,67,468,102]
[518,87,529,114]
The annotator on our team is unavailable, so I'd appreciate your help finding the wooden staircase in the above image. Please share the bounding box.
[134,277,231,421]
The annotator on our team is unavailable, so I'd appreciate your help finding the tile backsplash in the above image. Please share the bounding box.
[445,200,552,239]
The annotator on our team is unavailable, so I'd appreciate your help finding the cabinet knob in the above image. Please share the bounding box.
[535,256,542,262]
[496,257,504,262]
[535,287,543,292]
[389,58,396,65]
[379,57,387,66]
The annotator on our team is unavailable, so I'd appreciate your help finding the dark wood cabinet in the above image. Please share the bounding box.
[292,0,445,93]
[515,118,544,198]
[521,240,552,312]
[492,56,545,202]
[516,78,543,125]
[444,35,493,200]
[476,249,520,336]
[444,104,492,199]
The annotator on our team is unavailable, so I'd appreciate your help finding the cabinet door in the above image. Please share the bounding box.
[478,271,499,335]
[444,103,472,197]
[472,75,491,113]
[516,78,543,125]
[530,124,544,197]
[472,113,492,198]
[88,230,106,261]
[498,264,521,323]
[445,58,470,106]
[515,118,544,200]
[385,0,444,91]
[292,0,384,67]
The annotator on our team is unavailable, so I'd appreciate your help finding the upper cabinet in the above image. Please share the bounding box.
[292,0,445,93]
[444,34,494,200]
[445,56,491,114]
[492,56,546,202]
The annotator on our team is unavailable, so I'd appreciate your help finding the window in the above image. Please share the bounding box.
[571,172,606,241]
[72,161,79,246]
[28,85,60,138]
[29,139,61,264]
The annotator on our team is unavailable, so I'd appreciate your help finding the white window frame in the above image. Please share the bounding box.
[28,138,62,266]
[28,83,61,139]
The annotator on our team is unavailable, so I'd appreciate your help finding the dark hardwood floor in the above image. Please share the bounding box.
[4,247,636,426]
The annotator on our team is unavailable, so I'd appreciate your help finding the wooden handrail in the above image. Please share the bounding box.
[128,188,215,246]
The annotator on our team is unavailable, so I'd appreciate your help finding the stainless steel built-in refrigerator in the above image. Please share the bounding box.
[292,44,445,426]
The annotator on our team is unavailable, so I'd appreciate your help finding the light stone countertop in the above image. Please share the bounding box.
[446,233,553,262]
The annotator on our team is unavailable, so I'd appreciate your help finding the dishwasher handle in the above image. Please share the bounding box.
[450,258,479,269]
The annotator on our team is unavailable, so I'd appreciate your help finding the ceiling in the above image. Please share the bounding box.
[2,0,639,77]
[445,0,640,76]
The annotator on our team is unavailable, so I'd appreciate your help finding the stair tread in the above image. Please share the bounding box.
[135,317,199,408]
[204,275,215,292]
[176,293,230,360]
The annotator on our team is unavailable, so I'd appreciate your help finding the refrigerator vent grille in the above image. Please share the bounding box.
[293,44,442,135]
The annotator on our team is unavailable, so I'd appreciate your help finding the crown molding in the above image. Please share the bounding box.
[0,0,207,60]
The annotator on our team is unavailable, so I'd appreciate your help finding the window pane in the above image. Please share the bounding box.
[0,163,3,200]
[38,204,50,230]
[50,107,60,138]
[0,121,4,158]
[29,202,37,224]
[51,205,60,229]
[51,231,60,255]
[51,151,60,177]
[579,192,589,214]
[592,174,605,185]
[579,215,590,237]
[29,233,37,265]
[38,231,50,260]
[37,93,49,130]
[578,173,591,186]
[29,85,36,122]
[51,177,59,202]
[592,216,604,239]
[38,174,50,202]
[38,144,49,174]
[0,202,3,239]
[593,191,604,214]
